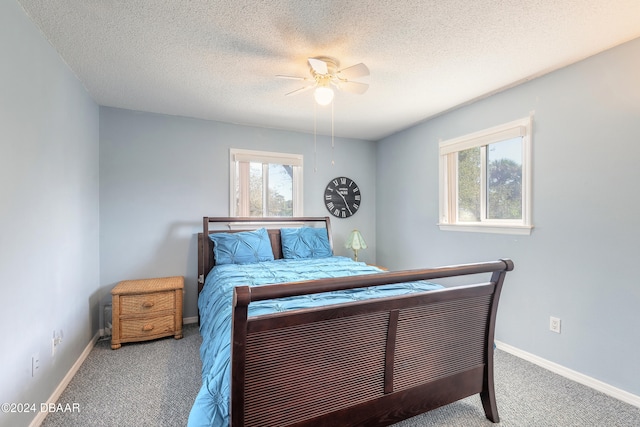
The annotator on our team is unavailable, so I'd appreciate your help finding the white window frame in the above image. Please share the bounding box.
[438,116,533,235]
[229,148,303,217]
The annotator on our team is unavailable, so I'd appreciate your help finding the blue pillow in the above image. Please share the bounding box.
[281,227,333,259]
[209,228,274,265]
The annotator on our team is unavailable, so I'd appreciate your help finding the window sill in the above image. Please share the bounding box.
[438,223,533,235]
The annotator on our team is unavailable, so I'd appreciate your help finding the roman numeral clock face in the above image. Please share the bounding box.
[324,177,361,218]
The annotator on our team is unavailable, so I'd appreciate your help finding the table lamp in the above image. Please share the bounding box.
[345,229,367,261]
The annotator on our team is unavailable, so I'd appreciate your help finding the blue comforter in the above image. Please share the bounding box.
[187,256,443,427]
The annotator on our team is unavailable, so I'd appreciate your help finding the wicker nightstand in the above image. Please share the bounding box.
[111,276,184,350]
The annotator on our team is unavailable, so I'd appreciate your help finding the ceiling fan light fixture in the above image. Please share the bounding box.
[278,57,368,105]
[314,86,334,106]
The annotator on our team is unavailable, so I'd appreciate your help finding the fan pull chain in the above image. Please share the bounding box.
[331,100,335,166]
[313,101,318,173]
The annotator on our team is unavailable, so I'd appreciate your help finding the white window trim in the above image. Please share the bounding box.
[229,148,303,217]
[438,116,533,235]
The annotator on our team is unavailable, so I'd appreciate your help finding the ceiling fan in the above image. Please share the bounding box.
[277,57,370,105]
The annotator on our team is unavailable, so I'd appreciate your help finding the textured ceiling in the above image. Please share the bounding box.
[17,0,640,140]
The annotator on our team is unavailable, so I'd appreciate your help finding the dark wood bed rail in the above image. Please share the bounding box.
[230,259,513,427]
[246,259,513,302]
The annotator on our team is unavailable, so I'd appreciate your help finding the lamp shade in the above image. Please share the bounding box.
[314,86,334,106]
[345,229,367,250]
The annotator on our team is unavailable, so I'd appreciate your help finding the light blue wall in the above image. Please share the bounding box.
[99,107,378,319]
[376,38,640,396]
[0,2,100,426]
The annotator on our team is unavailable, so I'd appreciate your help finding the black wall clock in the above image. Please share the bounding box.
[324,177,361,218]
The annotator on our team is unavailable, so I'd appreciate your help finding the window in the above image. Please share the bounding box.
[438,116,533,235]
[230,149,303,217]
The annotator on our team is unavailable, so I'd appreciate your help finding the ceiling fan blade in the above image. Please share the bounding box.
[338,80,369,95]
[285,85,315,96]
[308,57,328,75]
[337,63,369,80]
[276,74,309,81]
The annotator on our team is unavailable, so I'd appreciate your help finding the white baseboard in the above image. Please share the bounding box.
[29,331,101,427]
[495,340,640,408]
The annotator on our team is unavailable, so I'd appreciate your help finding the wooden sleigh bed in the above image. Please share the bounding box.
[191,216,513,427]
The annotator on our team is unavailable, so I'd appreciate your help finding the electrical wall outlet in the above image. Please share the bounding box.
[52,329,64,356]
[549,316,561,334]
[31,353,40,377]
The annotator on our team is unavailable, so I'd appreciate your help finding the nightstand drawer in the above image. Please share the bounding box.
[120,315,175,339]
[120,291,174,315]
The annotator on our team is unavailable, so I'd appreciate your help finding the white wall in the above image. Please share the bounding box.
[376,38,640,397]
[0,2,100,426]
[99,107,378,320]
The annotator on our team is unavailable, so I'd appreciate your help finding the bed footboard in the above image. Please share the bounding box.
[230,259,513,427]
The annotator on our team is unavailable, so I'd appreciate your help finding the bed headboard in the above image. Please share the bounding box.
[197,217,333,293]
